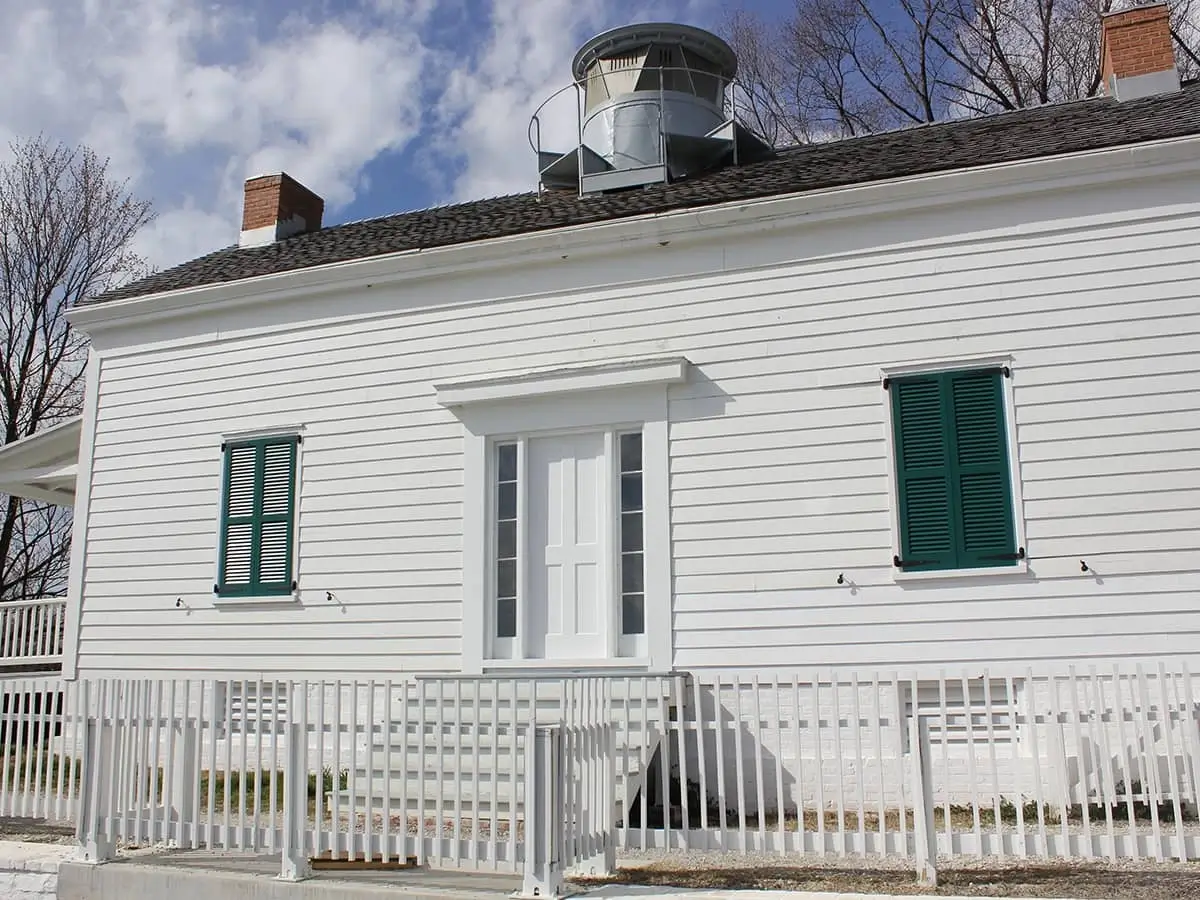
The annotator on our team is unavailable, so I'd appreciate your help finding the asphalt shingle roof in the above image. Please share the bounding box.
[95,83,1200,304]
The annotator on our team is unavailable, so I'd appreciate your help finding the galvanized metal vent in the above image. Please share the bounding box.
[530,22,774,196]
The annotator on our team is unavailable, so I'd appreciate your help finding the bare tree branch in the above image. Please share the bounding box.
[722,0,1200,143]
[0,137,153,602]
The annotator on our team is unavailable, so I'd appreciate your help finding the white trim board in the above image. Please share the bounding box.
[62,353,102,680]
[435,356,689,407]
[879,355,1029,583]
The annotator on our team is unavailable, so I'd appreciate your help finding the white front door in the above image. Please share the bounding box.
[526,432,608,659]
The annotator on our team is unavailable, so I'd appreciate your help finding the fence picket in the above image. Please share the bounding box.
[713,676,728,852]
[851,672,866,858]
[657,679,672,851]
[1134,665,1165,861]
[507,678,517,868]
[1180,664,1200,851]
[895,673,907,860]
[1156,662,1187,862]
[732,675,747,852]
[811,676,825,858]
[981,672,1002,860]
[831,674,847,858]
[937,672,952,856]
[694,676,710,840]
[678,675,691,852]
[872,673,885,859]
[790,675,804,855]
[751,676,766,850]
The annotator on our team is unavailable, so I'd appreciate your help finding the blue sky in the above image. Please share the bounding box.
[0,0,793,270]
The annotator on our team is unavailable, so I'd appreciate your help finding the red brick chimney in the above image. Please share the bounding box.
[239,173,325,248]
[1100,2,1181,101]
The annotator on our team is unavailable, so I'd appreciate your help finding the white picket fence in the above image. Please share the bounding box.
[67,675,616,891]
[0,661,1198,887]
[620,664,1200,868]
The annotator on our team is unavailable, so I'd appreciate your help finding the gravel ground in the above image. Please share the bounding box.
[0,819,75,845]
[582,850,1200,898]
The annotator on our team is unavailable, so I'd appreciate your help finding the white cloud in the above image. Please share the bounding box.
[0,0,435,268]
[0,0,718,271]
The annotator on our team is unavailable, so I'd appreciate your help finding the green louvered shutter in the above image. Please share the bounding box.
[947,370,1017,568]
[892,375,955,572]
[218,436,298,597]
[891,369,1016,571]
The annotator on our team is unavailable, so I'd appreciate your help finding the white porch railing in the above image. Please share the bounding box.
[2,660,1199,888]
[0,597,66,668]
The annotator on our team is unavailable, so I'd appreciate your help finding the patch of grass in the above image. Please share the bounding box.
[0,753,82,792]
[195,765,348,814]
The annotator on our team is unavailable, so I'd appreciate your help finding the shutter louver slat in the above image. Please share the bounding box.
[258,521,291,585]
[950,371,1016,566]
[261,444,293,516]
[225,447,257,517]
[222,523,254,587]
[218,436,298,597]
[893,378,954,570]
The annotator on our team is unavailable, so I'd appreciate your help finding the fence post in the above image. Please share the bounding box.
[77,712,116,864]
[909,715,937,888]
[170,716,197,842]
[520,725,562,898]
[279,685,311,882]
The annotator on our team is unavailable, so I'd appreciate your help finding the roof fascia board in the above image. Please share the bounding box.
[68,134,1200,335]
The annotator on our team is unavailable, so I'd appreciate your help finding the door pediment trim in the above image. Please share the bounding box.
[435,355,689,407]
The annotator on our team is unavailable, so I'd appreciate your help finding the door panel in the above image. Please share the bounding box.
[527,432,607,659]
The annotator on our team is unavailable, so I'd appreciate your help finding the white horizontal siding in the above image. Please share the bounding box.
[77,168,1200,677]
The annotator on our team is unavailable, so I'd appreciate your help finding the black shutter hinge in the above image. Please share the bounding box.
[882,377,890,390]
[213,584,220,595]
[1000,366,1011,378]
[982,547,1025,561]
[291,580,298,591]
[296,435,303,445]
[893,555,936,568]
[220,441,227,452]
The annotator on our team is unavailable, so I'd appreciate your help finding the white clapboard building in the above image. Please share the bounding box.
[1,3,1199,843]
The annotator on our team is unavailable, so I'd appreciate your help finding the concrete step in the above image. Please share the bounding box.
[361,732,655,756]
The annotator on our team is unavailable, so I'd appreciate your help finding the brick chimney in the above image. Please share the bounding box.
[239,173,325,248]
[1100,1,1181,101]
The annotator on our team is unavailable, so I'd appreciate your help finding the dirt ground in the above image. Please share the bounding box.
[575,854,1200,898]
[7,820,1200,898]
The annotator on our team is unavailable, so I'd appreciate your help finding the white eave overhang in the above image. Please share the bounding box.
[434,356,689,407]
[0,417,82,506]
